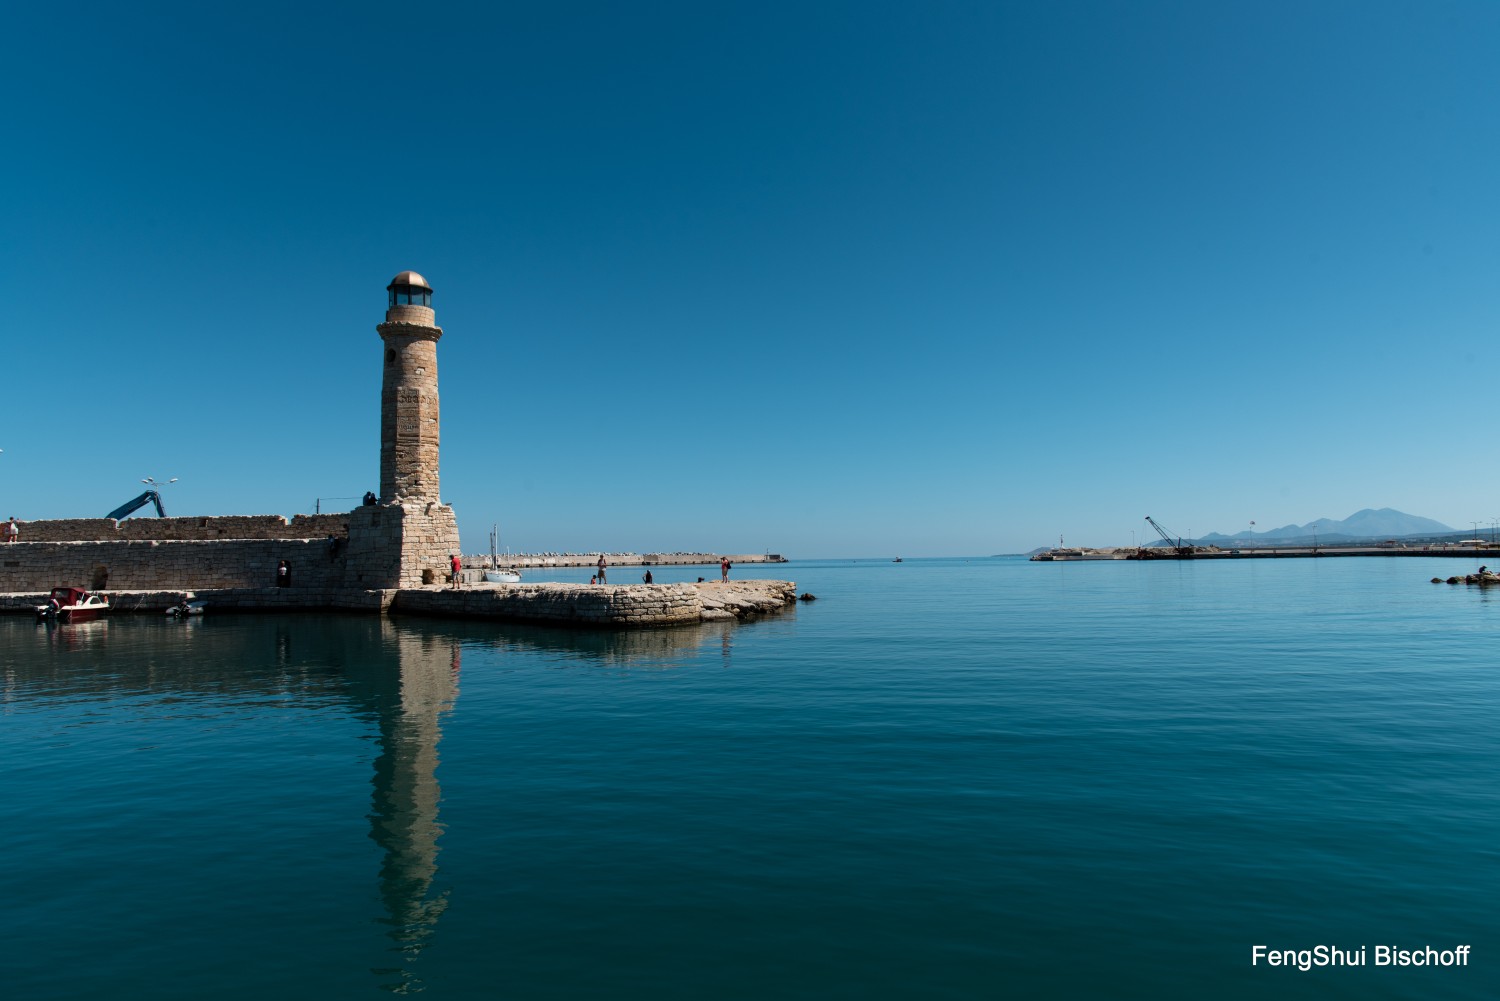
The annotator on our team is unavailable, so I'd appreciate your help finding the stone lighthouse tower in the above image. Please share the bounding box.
[379,271,443,501]
[344,271,462,591]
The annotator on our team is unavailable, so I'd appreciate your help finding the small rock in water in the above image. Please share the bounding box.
[1431,577,1443,583]
[1447,577,1462,584]
[798,593,817,602]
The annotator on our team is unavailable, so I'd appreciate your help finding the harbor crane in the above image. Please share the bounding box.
[106,490,167,520]
[106,477,177,520]
[1144,516,1193,557]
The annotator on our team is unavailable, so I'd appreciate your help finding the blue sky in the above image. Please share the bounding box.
[5,2,1499,556]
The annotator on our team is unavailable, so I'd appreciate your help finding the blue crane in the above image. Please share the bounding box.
[107,490,166,520]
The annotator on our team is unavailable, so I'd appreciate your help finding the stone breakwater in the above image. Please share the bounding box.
[394,580,798,627]
[0,514,790,629]
[0,580,799,628]
[466,552,788,569]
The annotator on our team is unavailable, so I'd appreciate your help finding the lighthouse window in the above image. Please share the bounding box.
[388,289,432,307]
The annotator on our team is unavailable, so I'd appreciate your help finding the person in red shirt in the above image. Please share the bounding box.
[720,557,731,582]
[450,553,463,589]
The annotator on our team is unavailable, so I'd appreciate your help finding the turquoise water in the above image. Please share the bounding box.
[5,557,1498,998]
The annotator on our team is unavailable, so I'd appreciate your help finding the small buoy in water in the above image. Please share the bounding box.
[798,593,817,602]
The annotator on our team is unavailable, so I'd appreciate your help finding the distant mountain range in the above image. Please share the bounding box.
[1195,508,1455,543]
[1021,508,1465,555]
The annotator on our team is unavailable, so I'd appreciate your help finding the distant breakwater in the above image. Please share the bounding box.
[466,552,788,569]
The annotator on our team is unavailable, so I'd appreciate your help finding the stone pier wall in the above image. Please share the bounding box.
[0,504,459,594]
[0,513,793,630]
[11,514,352,543]
[0,538,348,592]
[392,580,797,627]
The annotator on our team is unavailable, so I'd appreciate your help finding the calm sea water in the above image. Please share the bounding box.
[5,557,1499,999]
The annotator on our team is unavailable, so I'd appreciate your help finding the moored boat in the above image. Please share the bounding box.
[36,586,110,623]
[484,523,523,584]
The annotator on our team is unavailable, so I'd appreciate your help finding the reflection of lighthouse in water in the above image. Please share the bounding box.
[364,623,459,992]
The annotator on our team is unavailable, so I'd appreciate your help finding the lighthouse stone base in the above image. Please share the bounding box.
[345,501,462,590]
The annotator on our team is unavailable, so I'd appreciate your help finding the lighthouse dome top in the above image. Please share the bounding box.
[386,271,433,309]
[387,271,432,292]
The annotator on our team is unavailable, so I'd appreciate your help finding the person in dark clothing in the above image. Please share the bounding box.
[276,560,291,587]
[363,491,377,506]
[643,569,653,584]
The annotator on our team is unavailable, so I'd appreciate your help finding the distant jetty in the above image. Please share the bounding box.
[465,552,788,569]
[1032,543,1500,561]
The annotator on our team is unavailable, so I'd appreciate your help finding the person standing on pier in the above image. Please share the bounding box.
[276,560,291,587]
[721,556,731,582]
[643,569,653,584]
[5,517,17,543]
[450,553,463,589]
[597,555,607,584]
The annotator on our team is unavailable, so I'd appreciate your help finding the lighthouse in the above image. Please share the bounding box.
[344,270,462,590]
[378,271,443,502]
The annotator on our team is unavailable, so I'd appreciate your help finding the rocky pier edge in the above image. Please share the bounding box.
[1,580,799,628]
[392,579,797,626]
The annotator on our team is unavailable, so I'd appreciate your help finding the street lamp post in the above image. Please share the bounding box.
[143,477,178,516]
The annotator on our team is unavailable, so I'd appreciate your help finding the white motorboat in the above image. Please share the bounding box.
[36,586,110,623]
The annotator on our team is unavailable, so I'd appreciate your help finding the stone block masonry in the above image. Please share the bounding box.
[344,501,460,590]
[392,580,798,627]
[0,538,349,593]
[0,504,456,594]
[12,514,352,544]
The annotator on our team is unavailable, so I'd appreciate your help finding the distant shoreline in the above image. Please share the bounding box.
[1030,544,1500,562]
